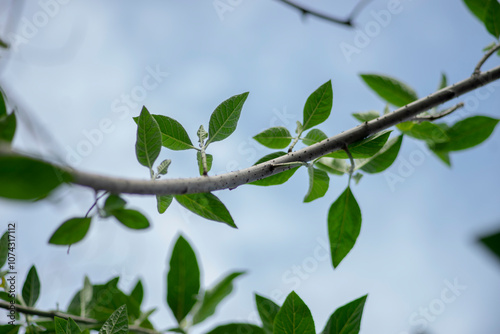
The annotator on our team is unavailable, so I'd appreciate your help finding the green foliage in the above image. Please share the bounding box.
[321,295,367,334]
[167,236,201,324]
[0,231,8,268]
[463,0,500,38]
[479,229,500,261]
[304,166,330,202]
[49,217,92,245]
[152,115,195,150]
[0,111,16,143]
[103,194,150,230]
[22,266,40,307]
[302,80,333,131]
[400,122,449,143]
[328,187,362,268]
[99,305,128,334]
[157,159,172,175]
[357,135,403,174]
[352,111,380,123]
[196,151,213,175]
[250,152,300,186]
[174,193,236,227]
[0,155,69,200]
[192,271,245,324]
[207,92,249,144]
[273,291,315,334]
[157,194,174,214]
[302,129,328,146]
[206,323,265,334]
[360,74,418,107]
[253,126,293,149]
[135,106,162,172]
[255,294,280,334]
[431,116,499,151]
[328,131,391,159]
[54,317,82,334]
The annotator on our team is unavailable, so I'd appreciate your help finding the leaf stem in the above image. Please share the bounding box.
[343,144,355,185]
[474,43,500,75]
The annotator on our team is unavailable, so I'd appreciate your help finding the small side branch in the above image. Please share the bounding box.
[275,0,352,26]
[0,300,160,334]
[409,102,464,122]
[474,44,500,75]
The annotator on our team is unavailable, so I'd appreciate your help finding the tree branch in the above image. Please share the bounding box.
[0,300,160,334]
[274,0,371,27]
[408,102,464,122]
[474,43,500,75]
[3,65,500,196]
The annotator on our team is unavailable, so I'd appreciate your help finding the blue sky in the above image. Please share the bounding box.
[1,0,500,333]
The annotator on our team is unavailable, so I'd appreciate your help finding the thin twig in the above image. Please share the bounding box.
[1,65,500,196]
[0,300,160,334]
[474,44,500,75]
[275,0,352,26]
[408,102,465,122]
[347,0,373,23]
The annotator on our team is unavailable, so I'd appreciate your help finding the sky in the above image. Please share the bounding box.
[1,0,500,333]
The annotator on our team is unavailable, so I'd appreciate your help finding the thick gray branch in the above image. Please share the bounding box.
[0,300,159,334]
[64,65,500,195]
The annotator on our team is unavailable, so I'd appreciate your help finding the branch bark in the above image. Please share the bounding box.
[60,65,500,195]
[3,65,500,196]
[0,300,160,334]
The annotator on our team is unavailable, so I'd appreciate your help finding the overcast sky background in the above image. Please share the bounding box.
[1,0,500,333]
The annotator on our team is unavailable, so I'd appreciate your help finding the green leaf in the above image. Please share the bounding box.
[253,127,293,149]
[0,231,8,268]
[360,74,418,107]
[303,81,333,131]
[192,271,245,325]
[67,318,82,334]
[315,158,349,175]
[464,0,488,22]
[403,122,450,143]
[0,325,21,334]
[99,305,128,334]
[249,152,299,186]
[22,266,40,307]
[135,106,162,169]
[197,125,208,146]
[430,148,451,167]
[479,229,500,261]
[197,151,213,176]
[0,111,16,143]
[152,115,195,150]
[103,194,127,214]
[49,217,92,245]
[112,209,150,230]
[304,167,330,203]
[352,173,363,184]
[167,236,201,324]
[206,324,265,334]
[328,131,391,159]
[81,276,93,317]
[302,129,328,146]
[255,294,280,334]
[157,159,172,175]
[328,187,362,268]
[0,89,6,117]
[130,280,144,307]
[352,111,380,123]
[207,92,249,144]
[273,291,315,334]
[485,0,500,38]
[438,73,448,90]
[321,295,367,334]
[157,195,173,214]
[357,135,403,174]
[432,116,499,151]
[54,317,68,334]
[175,193,236,227]
[0,155,69,200]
